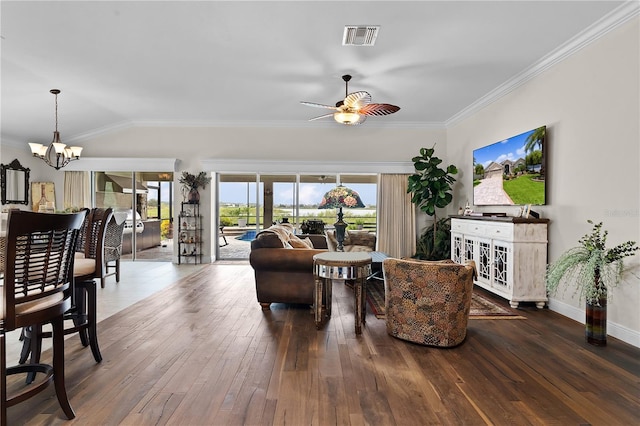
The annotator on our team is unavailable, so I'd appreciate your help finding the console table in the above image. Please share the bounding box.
[450,215,549,308]
[313,252,372,334]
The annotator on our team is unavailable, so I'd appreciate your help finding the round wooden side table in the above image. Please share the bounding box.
[313,252,372,334]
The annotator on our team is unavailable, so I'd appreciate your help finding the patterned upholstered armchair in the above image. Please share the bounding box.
[382,258,476,347]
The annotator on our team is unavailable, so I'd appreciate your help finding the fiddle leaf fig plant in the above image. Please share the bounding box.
[407,145,458,259]
[408,145,458,217]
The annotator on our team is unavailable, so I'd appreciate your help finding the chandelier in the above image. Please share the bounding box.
[28,89,82,170]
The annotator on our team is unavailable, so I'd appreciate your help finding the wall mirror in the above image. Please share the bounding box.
[1,159,30,205]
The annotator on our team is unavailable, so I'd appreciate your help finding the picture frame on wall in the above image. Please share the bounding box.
[31,181,56,213]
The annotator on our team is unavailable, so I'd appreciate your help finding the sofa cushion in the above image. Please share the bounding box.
[289,233,314,249]
[252,232,286,249]
[253,224,294,248]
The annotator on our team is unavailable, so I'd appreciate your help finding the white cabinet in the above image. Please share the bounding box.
[450,216,549,309]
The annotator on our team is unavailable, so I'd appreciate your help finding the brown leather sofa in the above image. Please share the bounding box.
[249,227,328,310]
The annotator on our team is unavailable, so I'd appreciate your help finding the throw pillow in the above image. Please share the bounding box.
[288,233,314,249]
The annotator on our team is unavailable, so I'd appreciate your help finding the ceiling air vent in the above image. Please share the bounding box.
[342,25,380,46]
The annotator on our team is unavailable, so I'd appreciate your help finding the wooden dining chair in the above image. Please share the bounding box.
[1,209,86,423]
[20,207,112,376]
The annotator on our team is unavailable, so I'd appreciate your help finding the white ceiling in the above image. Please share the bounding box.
[1,1,634,146]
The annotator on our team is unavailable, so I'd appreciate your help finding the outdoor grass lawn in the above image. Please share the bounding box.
[503,174,545,205]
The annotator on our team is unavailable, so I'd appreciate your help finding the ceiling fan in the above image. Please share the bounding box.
[301,74,400,125]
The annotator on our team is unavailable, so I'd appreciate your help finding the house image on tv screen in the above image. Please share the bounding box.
[473,126,546,206]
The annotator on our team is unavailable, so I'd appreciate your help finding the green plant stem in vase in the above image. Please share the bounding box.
[585,270,607,346]
[546,220,638,346]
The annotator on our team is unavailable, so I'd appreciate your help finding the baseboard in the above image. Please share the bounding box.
[548,298,640,348]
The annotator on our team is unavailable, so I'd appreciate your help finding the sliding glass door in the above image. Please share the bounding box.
[217,173,377,260]
[93,171,174,261]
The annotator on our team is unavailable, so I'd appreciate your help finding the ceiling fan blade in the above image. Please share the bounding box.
[343,91,371,109]
[359,103,400,116]
[308,113,335,121]
[300,101,339,110]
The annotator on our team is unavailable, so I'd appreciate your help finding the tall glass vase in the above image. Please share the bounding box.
[585,273,607,346]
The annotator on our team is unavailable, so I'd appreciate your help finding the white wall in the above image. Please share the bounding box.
[446,17,640,346]
[0,144,66,211]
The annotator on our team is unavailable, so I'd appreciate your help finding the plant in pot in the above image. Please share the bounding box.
[546,220,638,346]
[179,171,211,204]
[407,145,458,260]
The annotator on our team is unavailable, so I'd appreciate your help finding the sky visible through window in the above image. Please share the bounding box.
[220,182,377,207]
[148,181,377,207]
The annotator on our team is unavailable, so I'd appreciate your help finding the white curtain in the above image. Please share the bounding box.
[63,171,91,210]
[377,174,416,259]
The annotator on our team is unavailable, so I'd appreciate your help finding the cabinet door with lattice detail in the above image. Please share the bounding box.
[464,236,477,267]
[491,240,512,293]
[451,232,464,263]
[476,236,493,286]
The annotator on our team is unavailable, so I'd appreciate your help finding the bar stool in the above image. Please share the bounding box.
[1,210,86,423]
[21,208,112,378]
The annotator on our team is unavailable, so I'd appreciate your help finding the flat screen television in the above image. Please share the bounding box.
[473,125,546,206]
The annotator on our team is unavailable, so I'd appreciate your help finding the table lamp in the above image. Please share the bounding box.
[318,185,365,251]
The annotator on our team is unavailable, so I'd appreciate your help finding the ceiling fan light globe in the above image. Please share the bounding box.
[334,111,360,125]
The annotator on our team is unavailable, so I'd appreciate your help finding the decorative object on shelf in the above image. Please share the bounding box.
[178,202,203,264]
[318,185,364,251]
[407,145,458,260]
[28,89,83,170]
[178,171,211,204]
[546,220,638,346]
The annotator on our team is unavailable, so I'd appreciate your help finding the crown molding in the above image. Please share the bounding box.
[61,157,178,172]
[201,158,415,174]
[446,1,640,127]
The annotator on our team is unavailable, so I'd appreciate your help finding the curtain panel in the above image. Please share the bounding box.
[377,174,416,259]
[63,171,91,210]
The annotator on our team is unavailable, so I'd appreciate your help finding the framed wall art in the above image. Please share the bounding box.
[31,181,56,213]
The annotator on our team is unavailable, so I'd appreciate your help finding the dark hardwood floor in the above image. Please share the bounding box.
[7,263,640,425]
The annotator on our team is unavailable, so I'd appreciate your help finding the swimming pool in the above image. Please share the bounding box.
[235,230,258,241]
